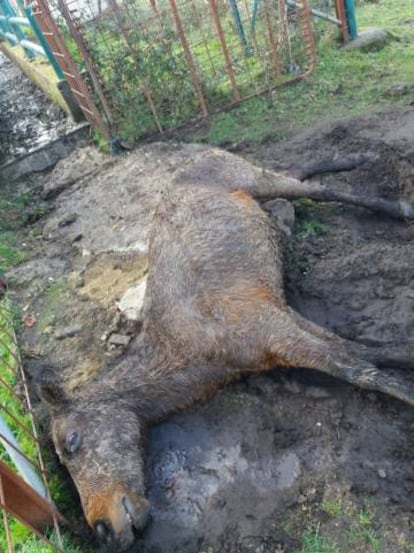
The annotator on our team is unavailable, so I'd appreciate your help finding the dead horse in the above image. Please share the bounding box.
[38,153,414,551]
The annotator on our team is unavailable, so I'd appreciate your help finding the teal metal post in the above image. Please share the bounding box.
[21,1,64,79]
[0,0,34,57]
[344,0,357,39]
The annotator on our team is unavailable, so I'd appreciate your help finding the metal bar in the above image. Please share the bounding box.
[297,0,317,76]
[105,0,164,133]
[0,403,41,444]
[0,431,46,478]
[0,334,22,375]
[0,376,18,397]
[0,30,18,43]
[207,0,241,103]
[8,16,30,26]
[168,0,209,117]
[0,472,15,553]
[263,1,282,77]
[0,0,34,57]
[344,0,357,38]
[334,0,348,41]
[22,1,64,79]
[20,38,46,56]
[285,0,341,25]
[32,0,110,140]
[0,501,65,553]
[55,0,115,127]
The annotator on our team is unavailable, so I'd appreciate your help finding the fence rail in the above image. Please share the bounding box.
[0,294,64,553]
[44,0,318,142]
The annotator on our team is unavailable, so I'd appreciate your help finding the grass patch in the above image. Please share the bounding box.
[294,523,341,553]
[190,0,414,146]
[296,218,328,237]
[348,509,381,553]
[0,297,87,552]
[0,297,41,550]
[36,279,69,334]
[321,497,344,518]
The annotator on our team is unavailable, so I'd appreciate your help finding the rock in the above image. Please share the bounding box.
[345,28,389,52]
[108,333,131,346]
[117,278,147,321]
[387,83,409,97]
[54,325,82,340]
[378,468,387,479]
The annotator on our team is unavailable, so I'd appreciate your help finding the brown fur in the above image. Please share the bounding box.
[39,182,414,552]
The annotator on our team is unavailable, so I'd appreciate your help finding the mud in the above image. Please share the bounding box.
[6,106,414,552]
[0,53,77,165]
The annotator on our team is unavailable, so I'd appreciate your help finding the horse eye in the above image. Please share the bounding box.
[65,430,81,454]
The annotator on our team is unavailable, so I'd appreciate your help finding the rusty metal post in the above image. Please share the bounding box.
[54,0,115,129]
[105,0,164,134]
[297,0,317,77]
[31,0,111,139]
[207,0,241,103]
[167,0,209,117]
[334,0,349,41]
[263,1,281,77]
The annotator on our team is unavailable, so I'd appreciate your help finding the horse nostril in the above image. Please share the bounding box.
[94,519,113,544]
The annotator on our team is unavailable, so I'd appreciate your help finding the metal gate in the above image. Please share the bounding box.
[37,0,318,141]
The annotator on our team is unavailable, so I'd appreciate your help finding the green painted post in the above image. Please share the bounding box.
[0,0,34,57]
[344,0,357,39]
[21,1,64,79]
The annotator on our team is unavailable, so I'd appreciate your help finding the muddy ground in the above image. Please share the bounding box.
[0,53,77,166]
[5,106,414,552]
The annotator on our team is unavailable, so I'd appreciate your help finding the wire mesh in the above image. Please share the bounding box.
[44,0,317,141]
[0,294,65,553]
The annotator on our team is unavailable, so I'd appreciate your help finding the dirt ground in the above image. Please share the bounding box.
[0,53,77,166]
[6,106,414,552]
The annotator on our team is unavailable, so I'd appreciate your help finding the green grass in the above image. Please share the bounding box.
[294,524,341,553]
[321,497,344,518]
[348,509,381,553]
[0,298,85,552]
[0,298,42,551]
[190,0,414,146]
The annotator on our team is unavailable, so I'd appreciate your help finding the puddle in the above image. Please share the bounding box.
[0,53,78,165]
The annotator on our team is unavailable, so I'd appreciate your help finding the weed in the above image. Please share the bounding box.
[321,498,344,518]
[348,509,381,553]
[0,244,28,270]
[294,523,341,553]
[37,279,69,333]
[16,529,92,553]
[297,218,328,237]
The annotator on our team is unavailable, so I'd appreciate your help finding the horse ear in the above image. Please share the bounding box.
[36,369,68,410]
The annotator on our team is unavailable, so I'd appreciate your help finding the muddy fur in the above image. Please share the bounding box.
[38,170,414,551]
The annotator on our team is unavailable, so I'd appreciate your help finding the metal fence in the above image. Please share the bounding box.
[0,294,65,553]
[32,0,318,142]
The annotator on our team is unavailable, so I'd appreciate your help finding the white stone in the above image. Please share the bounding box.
[117,278,147,321]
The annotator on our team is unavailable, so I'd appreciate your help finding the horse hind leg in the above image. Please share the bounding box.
[286,307,414,371]
[263,308,414,407]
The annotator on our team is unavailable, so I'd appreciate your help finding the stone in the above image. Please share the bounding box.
[345,28,389,52]
[117,278,147,321]
[387,83,409,97]
[108,333,131,347]
[54,325,82,340]
[378,468,387,479]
